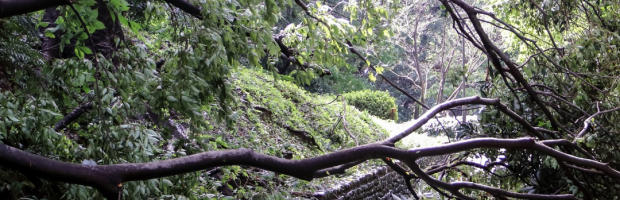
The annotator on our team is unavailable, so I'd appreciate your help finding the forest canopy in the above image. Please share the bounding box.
[1,0,620,199]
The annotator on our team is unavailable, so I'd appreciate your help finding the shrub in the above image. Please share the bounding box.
[343,90,398,121]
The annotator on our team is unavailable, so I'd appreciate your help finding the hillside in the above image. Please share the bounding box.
[196,68,391,199]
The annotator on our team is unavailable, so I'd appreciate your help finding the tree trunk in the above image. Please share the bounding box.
[461,30,467,122]
[436,21,450,106]
[39,7,62,60]
[412,16,425,119]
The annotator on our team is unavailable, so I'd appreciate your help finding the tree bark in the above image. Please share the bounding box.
[461,27,467,122]
[39,7,62,60]
[412,16,425,119]
[2,134,615,199]
[0,0,69,18]
[436,22,449,106]
[54,102,93,132]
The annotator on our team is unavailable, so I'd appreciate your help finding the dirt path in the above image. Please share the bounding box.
[372,116,478,148]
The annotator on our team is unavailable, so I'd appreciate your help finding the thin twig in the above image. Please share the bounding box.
[67,3,105,139]
[341,96,358,146]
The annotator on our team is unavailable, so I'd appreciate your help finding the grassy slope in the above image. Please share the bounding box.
[201,68,390,198]
[171,67,478,199]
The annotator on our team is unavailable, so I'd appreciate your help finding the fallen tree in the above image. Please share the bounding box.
[1,96,616,199]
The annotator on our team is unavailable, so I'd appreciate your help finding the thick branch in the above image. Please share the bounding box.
[0,0,70,18]
[0,143,401,198]
[3,136,618,199]
[54,102,93,132]
[312,160,365,178]
[163,0,202,19]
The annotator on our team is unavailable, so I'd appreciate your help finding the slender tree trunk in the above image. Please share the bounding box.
[461,30,467,122]
[39,7,61,60]
[437,54,456,108]
[447,81,464,101]
[419,70,427,115]
[436,21,450,106]
[412,17,425,119]
[437,75,445,103]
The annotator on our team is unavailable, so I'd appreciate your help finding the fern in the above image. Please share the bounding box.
[0,16,47,92]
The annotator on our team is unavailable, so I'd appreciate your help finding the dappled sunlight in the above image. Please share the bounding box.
[372,115,479,148]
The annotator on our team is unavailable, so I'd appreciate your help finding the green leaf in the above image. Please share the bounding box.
[40,109,61,116]
[46,26,60,33]
[166,96,178,102]
[77,73,85,86]
[128,21,142,34]
[7,115,19,122]
[44,32,55,38]
[78,46,93,54]
[38,22,50,27]
[79,32,88,40]
[118,15,129,27]
[77,188,87,199]
[92,21,106,30]
[83,84,91,93]
[162,179,173,187]
[75,48,85,59]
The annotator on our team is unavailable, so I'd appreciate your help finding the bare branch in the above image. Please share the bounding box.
[341,96,358,146]
[345,40,428,110]
[381,158,419,200]
[575,106,620,139]
[312,160,366,178]
[564,164,605,175]
[407,160,579,200]
[54,102,93,132]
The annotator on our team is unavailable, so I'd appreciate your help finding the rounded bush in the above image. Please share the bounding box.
[343,90,398,121]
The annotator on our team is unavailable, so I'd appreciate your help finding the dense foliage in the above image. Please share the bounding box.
[0,0,394,198]
[303,66,374,95]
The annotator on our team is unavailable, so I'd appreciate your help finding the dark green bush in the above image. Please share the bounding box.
[343,90,398,121]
